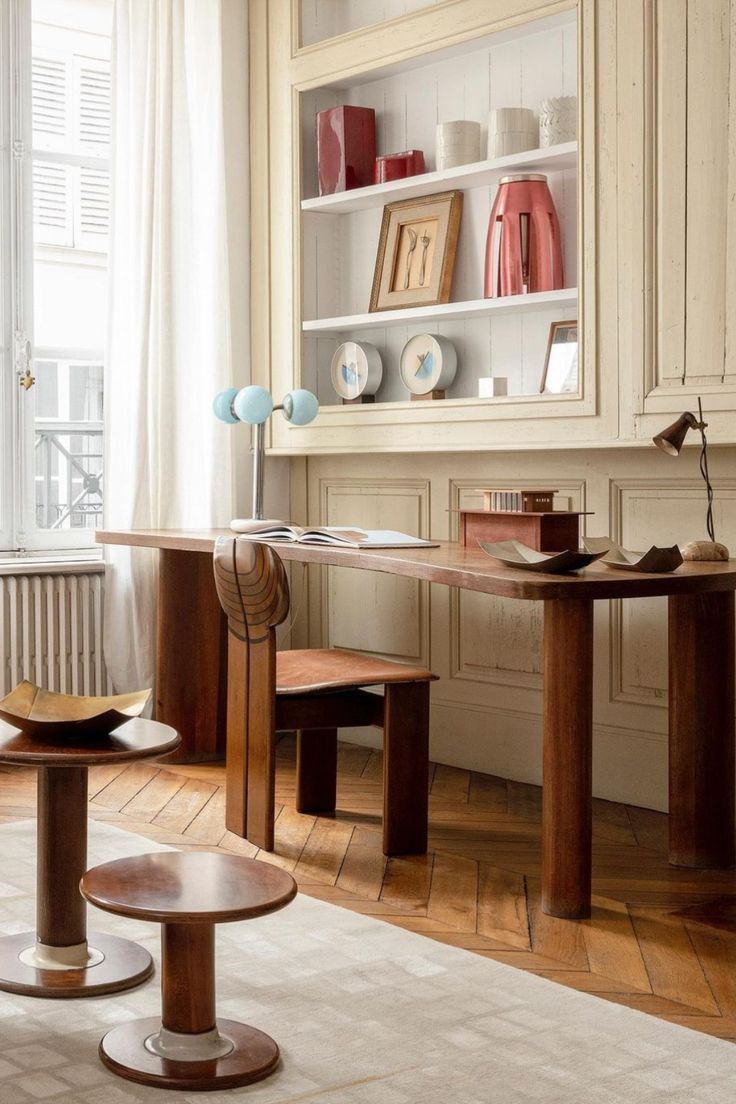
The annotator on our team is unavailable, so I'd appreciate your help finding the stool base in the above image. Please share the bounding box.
[0,931,153,998]
[99,1016,280,1091]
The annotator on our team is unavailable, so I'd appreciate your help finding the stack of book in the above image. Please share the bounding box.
[480,488,557,513]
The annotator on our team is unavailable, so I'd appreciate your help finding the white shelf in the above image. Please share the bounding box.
[301,142,577,215]
[303,288,577,335]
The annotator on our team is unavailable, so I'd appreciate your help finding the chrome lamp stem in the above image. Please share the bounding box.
[252,421,265,520]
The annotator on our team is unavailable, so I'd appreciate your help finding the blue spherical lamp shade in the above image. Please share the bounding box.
[232,385,274,425]
[212,388,239,424]
[282,389,319,426]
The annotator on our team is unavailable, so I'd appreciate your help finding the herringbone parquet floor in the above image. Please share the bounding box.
[1,736,735,1041]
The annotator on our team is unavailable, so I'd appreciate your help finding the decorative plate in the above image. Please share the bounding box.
[330,341,383,401]
[0,682,151,738]
[582,537,683,574]
[479,540,606,574]
[399,333,457,395]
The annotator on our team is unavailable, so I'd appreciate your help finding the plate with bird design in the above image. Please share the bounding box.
[330,342,383,401]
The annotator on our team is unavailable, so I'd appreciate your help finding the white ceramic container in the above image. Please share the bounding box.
[539,96,577,147]
[436,121,481,170]
[487,108,538,158]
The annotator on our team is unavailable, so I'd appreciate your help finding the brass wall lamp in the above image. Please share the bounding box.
[652,398,729,561]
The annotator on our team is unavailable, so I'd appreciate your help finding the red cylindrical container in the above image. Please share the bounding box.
[484,174,564,297]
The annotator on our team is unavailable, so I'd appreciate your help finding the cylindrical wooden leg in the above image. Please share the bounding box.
[37,766,88,949]
[542,599,594,919]
[383,682,430,856]
[0,766,153,997]
[100,920,280,1089]
[668,592,735,868]
[162,923,217,1035]
[296,729,338,813]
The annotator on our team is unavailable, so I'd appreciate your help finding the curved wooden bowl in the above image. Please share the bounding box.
[0,681,151,738]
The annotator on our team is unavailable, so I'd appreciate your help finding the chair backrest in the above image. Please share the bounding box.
[212,537,290,844]
[213,537,290,643]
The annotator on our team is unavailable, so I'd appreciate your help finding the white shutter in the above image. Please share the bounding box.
[74,58,111,155]
[33,161,72,247]
[32,54,70,151]
[76,166,109,248]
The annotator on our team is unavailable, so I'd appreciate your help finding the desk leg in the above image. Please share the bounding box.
[668,592,735,868]
[542,598,594,919]
[157,549,228,763]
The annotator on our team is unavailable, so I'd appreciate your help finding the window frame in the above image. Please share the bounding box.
[1,0,109,557]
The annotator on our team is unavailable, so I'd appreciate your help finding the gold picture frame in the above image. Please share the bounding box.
[369,191,463,312]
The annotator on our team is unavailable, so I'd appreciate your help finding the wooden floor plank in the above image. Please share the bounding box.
[93,763,158,811]
[628,908,719,1013]
[380,853,434,913]
[337,825,387,900]
[427,851,478,932]
[293,818,355,884]
[122,770,185,822]
[151,777,217,834]
[477,864,530,949]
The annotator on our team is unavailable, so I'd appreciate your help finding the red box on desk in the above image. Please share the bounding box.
[460,510,584,552]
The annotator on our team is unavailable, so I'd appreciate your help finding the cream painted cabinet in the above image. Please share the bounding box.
[620,0,736,440]
[250,0,621,454]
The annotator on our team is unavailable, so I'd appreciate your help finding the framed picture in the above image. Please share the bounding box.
[369,191,463,312]
[540,321,578,394]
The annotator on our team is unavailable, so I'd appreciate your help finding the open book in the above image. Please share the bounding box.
[230,519,437,549]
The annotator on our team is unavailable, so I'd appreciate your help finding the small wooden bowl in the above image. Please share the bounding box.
[0,681,151,738]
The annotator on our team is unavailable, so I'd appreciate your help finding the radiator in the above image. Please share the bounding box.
[0,569,111,697]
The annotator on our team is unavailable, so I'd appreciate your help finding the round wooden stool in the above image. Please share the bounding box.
[0,717,180,998]
[81,851,297,1092]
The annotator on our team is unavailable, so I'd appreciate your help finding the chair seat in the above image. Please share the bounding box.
[276,648,437,695]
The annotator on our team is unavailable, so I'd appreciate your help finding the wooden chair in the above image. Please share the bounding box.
[213,536,437,855]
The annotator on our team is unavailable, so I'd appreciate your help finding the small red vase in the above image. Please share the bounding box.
[484,174,565,297]
[316,106,376,195]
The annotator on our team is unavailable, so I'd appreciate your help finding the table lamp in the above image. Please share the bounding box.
[213,386,318,520]
[652,397,729,560]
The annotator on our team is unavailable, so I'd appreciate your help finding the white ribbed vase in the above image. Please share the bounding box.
[488,108,537,158]
[539,96,577,147]
[436,120,481,170]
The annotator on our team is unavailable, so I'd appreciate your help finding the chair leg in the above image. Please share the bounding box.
[296,729,338,814]
[382,682,429,856]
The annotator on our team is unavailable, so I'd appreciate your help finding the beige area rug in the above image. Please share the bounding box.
[0,820,733,1103]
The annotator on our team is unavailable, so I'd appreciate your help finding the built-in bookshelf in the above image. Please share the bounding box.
[298,8,579,408]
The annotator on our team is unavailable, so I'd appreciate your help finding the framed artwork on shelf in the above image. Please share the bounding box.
[369,191,463,312]
[540,320,578,394]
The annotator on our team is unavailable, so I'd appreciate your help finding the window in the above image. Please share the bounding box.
[0,0,112,554]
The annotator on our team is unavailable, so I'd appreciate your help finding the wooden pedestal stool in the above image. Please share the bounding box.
[81,851,297,1092]
[0,716,179,998]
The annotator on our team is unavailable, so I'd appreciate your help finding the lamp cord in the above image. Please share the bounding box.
[697,397,716,544]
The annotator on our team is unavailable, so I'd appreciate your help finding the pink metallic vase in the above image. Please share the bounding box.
[484,174,564,297]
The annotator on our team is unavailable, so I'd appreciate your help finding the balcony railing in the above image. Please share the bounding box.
[35,419,103,530]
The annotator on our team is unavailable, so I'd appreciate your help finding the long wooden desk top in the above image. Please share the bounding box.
[96,528,736,602]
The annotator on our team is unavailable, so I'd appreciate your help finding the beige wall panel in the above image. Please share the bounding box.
[319,479,430,663]
[610,478,736,708]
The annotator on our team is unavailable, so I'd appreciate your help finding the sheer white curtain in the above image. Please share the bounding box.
[103,0,248,691]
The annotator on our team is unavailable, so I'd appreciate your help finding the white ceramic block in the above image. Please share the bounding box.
[488,108,538,159]
[539,96,577,147]
[478,376,508,397]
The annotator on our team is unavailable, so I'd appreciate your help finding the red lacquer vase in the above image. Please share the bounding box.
[316,106,376,195]
[484,174,565,297]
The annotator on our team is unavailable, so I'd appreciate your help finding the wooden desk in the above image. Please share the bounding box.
[97,528,736,920]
